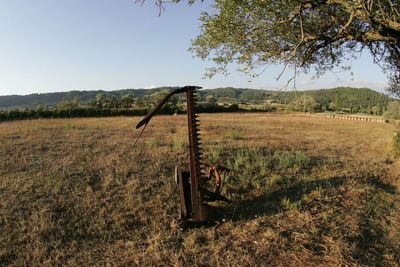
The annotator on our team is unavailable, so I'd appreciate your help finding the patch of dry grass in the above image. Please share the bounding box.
[0,114,399,266]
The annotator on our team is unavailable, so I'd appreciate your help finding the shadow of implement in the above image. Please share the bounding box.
[209,175,396,222]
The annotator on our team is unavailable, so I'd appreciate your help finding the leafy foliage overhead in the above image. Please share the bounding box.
[149,0,400,96]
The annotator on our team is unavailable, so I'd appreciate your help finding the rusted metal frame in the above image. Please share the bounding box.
[186,89,207,222]
[135,86,197,129]
[135,85,209,222]
[175,166,188,218]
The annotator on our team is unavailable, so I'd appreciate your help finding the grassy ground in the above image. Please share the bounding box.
[0,113,399,266]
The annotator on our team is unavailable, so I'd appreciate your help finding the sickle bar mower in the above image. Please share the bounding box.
[135,86,228,223]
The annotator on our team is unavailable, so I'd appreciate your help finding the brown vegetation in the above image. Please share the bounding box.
[0,113,399,266]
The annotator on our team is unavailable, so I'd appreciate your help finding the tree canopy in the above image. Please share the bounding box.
[147,0,400,96]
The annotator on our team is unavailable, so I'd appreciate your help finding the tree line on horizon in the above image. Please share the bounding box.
[1,87,399,122]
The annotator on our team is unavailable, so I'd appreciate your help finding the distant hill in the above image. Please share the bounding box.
[201,87,395,111]
[0,86,394,111]
[0,87,175,110]
[271,87,394,110]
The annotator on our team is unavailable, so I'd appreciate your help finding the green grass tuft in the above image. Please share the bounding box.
[273,151,311,169]
[171,137,185,151]
[146,138,163,147]
[226,130,241,139]
[65,122,86,130]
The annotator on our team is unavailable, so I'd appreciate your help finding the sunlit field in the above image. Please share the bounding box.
[1,113,399,266]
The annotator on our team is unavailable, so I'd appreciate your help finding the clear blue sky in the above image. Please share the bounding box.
[0,0,389,96]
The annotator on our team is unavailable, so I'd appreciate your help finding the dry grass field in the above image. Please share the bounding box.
[1,113,399,266]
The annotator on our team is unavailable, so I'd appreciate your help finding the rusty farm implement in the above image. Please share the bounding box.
[135,86,229,223]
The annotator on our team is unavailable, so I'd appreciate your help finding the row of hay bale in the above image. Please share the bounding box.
[326,114,388,123]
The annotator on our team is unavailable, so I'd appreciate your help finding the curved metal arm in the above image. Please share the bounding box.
[135,85,202,129]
